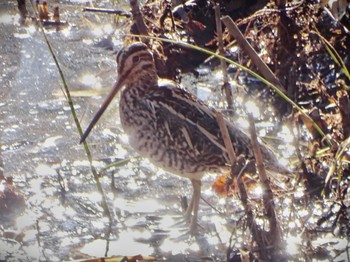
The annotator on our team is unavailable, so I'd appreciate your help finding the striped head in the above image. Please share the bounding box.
[115,42,157,86]
[80,42,156,143]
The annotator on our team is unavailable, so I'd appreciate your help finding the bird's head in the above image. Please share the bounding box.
[80,42,155,143]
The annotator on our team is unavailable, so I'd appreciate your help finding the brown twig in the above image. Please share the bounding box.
[83,7,131,17]
[215,112,236,164]
[214,5,233,109]
[234,160,270,260]
[221,16,287,94]
[40,20,68,27]
[129,0,149,37]
[215,111,270,259]
[248,113,284,258]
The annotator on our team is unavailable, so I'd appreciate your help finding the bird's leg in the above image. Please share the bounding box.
[188,179,201,233]
[184,194,194,222]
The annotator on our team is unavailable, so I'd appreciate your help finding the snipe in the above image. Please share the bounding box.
[80,42,288,233]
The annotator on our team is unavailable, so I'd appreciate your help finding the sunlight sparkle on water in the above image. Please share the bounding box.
[101,128,116,139]
[27,178,45,198]
[298,208,309,218]
[0,13,18,24]
[282,205,292,217]
[236,117,249,130]
[27,25,36,34]
[0,181,5,192]
[72,160,105,169]
[279,126,294,143]
[35,164,57,177]
[218,197,226,205]
[119,133,129,144]
[285,235,302,255]
[211,217,232,243]
[161,237,200,254]
[158,214,178,229]
[117,167,134,179]
[80,239,109,257]
[17,210,39,228]
[80,74,101,88]
[114,197,162,213]
[91,219,107,230]
[213,70,224,80]
[42,136,62,148]
[245,100,260,117]
[103,24,114,34]
[278,125,296,158]
[61,234,81,247]
[235,95,244,104]
[14,32,30,39]
[92,27,103,37]
[229,45,239,53]
[84,191,102,203]
[81,231,153,257]
[196,83,212,101]
[293,187,305,199]
[50,205,66,220]
[22,245,40,261]
[288,220,302,230]
[60,26,71,38]
[64,206,77,218]
[252,184,263,197]
[92,24,114,37]
[67,0,94,3]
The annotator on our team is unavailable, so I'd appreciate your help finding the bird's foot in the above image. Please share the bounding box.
[189,219,200,235]
[171,214,201,235]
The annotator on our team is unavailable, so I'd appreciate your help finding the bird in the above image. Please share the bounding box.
[80,42,289,233]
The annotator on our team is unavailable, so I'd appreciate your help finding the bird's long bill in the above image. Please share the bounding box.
[80,79,123,144]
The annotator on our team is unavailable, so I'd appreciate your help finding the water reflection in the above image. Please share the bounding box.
[80,74,101,88]
[0,13,20,25]
[114,198,162,213]
[82,234,154,257]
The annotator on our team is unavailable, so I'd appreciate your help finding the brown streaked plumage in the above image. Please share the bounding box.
[80,42,289,233]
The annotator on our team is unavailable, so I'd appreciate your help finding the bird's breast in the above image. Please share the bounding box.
[118,90,225,178]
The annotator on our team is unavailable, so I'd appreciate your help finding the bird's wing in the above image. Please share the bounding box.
[143,80,289,174]
[144,80,254,159]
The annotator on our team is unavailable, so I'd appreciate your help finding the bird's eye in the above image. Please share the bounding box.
[132,55,140,63]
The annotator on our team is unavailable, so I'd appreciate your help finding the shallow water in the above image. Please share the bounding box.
[1,1,349,261]
[0,1,237,260]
